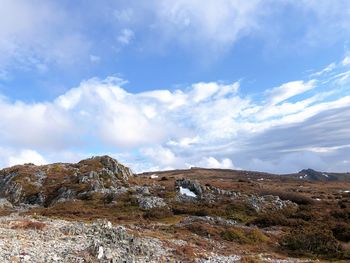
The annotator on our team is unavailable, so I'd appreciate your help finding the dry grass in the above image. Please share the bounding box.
[10,220,46,230]
[240,256,263,263]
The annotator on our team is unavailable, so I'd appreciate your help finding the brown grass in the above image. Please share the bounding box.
[10,220,46,230]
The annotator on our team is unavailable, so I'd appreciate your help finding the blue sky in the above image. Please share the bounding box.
[0,0,350,173]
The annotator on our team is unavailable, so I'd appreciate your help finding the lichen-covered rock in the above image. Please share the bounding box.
[0,156,134,206]
[0,198,13,209]
[247,195,297,212]
[175,179,205,197]
[196,255,241,263]
[180,216,237,226]
[137,196,167,210]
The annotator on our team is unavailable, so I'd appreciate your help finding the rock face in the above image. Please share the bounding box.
[0,156,134,207]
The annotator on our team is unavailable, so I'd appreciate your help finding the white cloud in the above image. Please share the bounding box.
[117,29,134,45]
[0,55,349,173]
[8,149,47,166]
[89,55,101,63]
[194,157,235,169]
[1,0,349,76]
[0,148,47,168]
[151,0,263,53]
[0,0,90,75]
[343,55,350,66]
[265,80,316,105]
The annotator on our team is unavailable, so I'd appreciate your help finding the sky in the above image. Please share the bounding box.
[0,0,350,173]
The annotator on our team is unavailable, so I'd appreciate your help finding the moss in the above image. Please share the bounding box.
[143,207,173,220]
[186,222,219,238]
[225,201,257,223]
[221,227,268,245]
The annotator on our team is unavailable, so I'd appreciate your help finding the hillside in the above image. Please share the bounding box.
[0,156,349,262]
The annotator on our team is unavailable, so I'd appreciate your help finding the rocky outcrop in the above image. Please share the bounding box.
[247,195,297,212]
[175,179,204,197]
[0,156,134,207]
[175,179,296,211]
[137,196,167,210]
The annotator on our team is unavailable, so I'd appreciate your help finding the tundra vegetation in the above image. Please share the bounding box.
[0,156,349,262]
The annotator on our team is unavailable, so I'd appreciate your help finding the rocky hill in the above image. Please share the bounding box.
[0,156,133,206]
[0,156,349,262]
[289,168,350,181]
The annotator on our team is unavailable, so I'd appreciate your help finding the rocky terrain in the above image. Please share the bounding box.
[0,156,349,262]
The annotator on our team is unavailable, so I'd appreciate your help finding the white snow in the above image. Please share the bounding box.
[150,174,158,179]
[97,246,104,259]
[179,187,197,198]
[257,178,264,181]
[322,173,329,178]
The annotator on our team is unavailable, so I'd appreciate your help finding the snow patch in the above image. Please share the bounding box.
[180,187,197,198]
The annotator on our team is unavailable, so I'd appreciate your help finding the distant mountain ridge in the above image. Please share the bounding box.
[286,168,350,182]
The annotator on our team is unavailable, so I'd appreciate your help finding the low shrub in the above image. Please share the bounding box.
[249,212,289,227]
[186,222,218,238]
[221,227,268,244]
[331,209,350,222]
[225,201,257,223]
[281,225,345,259]
[332,223,350,242]
[143,207,173,220]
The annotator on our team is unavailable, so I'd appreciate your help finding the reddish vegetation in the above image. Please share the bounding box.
[1,159,349,261]
[10,220,46,231]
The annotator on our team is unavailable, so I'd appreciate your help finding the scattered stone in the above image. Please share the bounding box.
[196,254,241,262]
[180,216,237,226]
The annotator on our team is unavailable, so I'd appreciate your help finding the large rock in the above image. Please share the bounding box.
[175,179,204,197]
[0,156,134,206]
[137,196,167,210]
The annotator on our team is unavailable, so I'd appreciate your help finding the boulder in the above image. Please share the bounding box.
[137,196,167,210]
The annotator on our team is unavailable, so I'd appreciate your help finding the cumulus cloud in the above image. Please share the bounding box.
[8,149,47,166]
[0,55,349,172]
[194,157,235,169]
[0,148,46,167]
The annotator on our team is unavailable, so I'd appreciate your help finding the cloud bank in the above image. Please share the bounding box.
[0,54,349,173]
